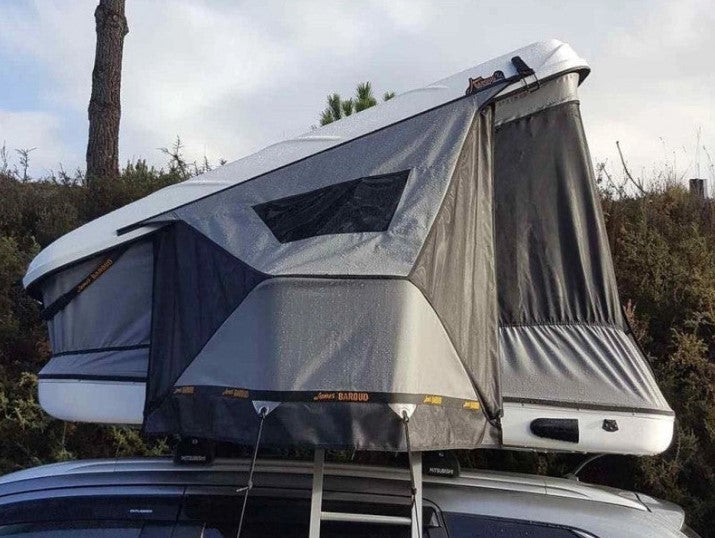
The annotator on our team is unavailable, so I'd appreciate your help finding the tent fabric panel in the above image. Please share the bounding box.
[42,241,153,354]
[494,72,579,126]
[409,106,499,419]
[143,275,499,449]
[494,101,623,327]
[146,222,268,412]
[144,397,494,451]
[500,324,670,411]
[253,170,409,243]
[150,98,481,277]
[38,347,148,381]
[172,278,479,400]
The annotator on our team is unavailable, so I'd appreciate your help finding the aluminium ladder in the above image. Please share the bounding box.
[308,449,423,538]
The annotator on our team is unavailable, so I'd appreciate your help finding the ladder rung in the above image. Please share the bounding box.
[321,511,411,526]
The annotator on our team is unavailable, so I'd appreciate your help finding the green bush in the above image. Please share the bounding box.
[0,161,712,534]
[603,184,715,531]
[0,164,181,476]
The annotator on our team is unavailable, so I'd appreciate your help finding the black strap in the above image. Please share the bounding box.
[40,245,131,321]
[402,411,421,535]
[236,406,268,538]
[465,56,537,96]
[174,385,483,412]
[511,55,535,77]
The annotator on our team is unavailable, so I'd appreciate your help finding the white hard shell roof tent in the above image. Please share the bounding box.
[26,40,673,457]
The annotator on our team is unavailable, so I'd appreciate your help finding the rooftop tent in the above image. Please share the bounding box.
[25,40,674,454]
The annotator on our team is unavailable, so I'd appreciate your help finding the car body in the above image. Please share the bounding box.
[0,457,694,537]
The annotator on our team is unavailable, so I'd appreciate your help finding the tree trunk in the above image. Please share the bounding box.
[86,0,128,183]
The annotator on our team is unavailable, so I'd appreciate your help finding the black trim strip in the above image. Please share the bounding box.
[51,344,150,358]
[39,374,147,382]
[171,385,483,412]
[40,245,131,321]
[502,396,674,417]
[143,232,161,425]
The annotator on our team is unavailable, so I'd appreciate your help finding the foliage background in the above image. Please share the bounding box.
[0,143,713,534]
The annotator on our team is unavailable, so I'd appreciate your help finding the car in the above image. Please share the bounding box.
[0,457,697,537]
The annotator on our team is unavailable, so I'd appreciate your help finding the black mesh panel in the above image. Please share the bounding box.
[144,222,268,417]
[253,170,409,243]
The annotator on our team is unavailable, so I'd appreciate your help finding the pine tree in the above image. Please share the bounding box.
[86,0,129,183]
[319,82,394,125]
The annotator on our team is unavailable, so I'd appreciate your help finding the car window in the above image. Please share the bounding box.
[0,494,181,538]
[445,513,585,537]
[0,495,180,525]
[180,495,443,537]
[0,492,445,537]
[174,521,430,538]
[180,495,309,536]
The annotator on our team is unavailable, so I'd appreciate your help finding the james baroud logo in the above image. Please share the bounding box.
[465,70,505,95]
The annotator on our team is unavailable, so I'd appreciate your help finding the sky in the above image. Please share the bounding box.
[0,0,714,185]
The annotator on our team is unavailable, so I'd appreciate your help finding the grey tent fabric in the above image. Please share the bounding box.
[142,98,500,450]
[174,279,475,397]
[494,72,579,126]
[39,241,152,382]
[42,241,153,353]
[493,99,670,414]
[146,97,483,277]
[145,278,492,450]
[500,324,669,412]
[39,347,148,382]
[409,106,499,420]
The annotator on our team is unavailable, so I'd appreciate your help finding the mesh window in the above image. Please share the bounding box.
[253,170,409,243]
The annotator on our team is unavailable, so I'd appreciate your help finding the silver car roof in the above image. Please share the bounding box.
[0,457,686,537]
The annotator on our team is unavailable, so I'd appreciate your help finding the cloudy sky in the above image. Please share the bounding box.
[1,0,713,184]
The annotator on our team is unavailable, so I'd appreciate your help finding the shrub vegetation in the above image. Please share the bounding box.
[0,146,712,535]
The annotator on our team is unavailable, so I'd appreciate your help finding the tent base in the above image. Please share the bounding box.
[144,394,494,451]
[38,379,145,425]
[501,401,674,455]
[37,380,674,456]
